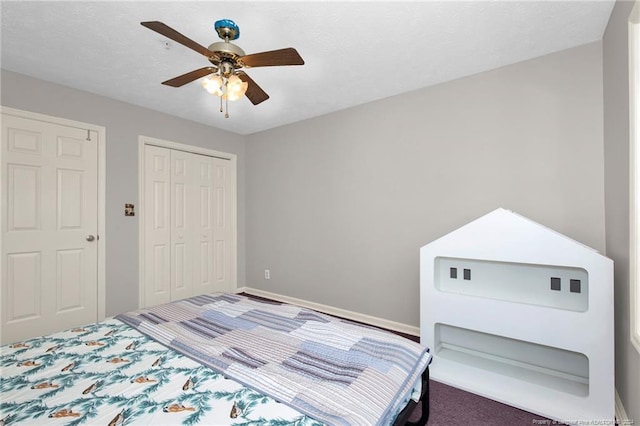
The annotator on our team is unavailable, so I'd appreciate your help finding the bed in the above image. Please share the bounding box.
[1,293,431,425]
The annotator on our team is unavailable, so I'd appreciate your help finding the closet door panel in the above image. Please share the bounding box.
[143,145,171,307]
[193,155,215,295]
[170,150,194,301]
[212,157,234,293]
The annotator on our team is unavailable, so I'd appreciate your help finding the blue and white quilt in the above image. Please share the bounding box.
[116,293,431,426]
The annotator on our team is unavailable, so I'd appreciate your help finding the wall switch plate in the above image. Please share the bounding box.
[264,269,270,280]
[125,204,135,216]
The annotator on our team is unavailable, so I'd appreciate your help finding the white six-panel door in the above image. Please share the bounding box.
[1,114,99,344]
[142,142,235,307]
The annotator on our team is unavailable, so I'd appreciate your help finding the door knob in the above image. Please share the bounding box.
[86,235,95,242]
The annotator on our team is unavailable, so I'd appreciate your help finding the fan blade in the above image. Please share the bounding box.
[237,71,269,105]
[240,47,304,68]
[141,21,214,58]
[162,67,217,87]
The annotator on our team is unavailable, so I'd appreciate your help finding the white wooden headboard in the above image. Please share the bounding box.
[420,208,614,422]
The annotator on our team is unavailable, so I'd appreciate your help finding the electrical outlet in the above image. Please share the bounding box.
[264,269,270,280]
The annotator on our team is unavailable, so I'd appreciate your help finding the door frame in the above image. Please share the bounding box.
[137,135,238,308]
[0,106,107,321]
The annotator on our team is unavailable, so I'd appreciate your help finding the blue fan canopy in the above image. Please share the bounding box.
[214,19,239,40]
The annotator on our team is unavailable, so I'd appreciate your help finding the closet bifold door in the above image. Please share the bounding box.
[143,145,171,307]
[170,149,193,301]
[211,157,234,294]
[144,144,231,307]
[170,150,217,301]
[183,151,216,297]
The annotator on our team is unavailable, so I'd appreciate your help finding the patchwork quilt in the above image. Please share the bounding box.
[116,293,432,426]
[0,318,322,425]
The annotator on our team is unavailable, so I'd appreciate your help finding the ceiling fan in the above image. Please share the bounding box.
[141,19,305,117]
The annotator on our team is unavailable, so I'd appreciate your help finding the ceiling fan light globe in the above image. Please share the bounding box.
[202,75,223,96]
[225,75,248,101]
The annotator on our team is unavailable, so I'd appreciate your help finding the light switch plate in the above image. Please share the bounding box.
[125,204,135,216]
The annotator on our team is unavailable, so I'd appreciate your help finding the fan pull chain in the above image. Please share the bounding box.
[218,77,229,118]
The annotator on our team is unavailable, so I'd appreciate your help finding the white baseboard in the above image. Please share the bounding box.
[615,389,630,424]
[235,287,420,337]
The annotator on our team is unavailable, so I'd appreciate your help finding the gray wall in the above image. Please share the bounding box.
[604,0,640,421]
[246,42,606,327]
[0,70,247,317]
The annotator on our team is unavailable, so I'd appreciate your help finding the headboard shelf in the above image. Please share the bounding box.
[436,323,589,397]
[434,256,589,311]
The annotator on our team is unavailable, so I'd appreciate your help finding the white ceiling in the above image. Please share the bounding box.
[1,1,615,135]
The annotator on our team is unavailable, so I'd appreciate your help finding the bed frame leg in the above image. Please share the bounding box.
[392,367,430,426]
[406,367,430,426]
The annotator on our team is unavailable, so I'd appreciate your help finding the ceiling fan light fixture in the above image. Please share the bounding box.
[141,19,304,117]
[202,74,223,96]
[201,72,247,118]
[224,74,248,101]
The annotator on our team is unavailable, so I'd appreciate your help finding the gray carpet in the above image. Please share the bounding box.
[410,379,558,425]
